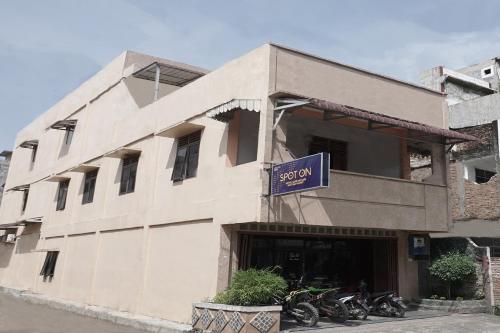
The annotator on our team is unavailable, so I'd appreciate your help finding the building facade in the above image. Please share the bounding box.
[0,45,471,324]
[421,58,500,305]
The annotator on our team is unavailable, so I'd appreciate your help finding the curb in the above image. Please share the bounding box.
[0,286,192,333]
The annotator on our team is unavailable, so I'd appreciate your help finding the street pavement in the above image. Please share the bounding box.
[1,291,500,333]
[298,313,500,333]
[0,292,150,333]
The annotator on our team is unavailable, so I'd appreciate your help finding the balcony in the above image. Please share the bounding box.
[270,170,448,232]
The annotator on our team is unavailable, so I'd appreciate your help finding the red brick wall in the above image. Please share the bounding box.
[491,258,500,305]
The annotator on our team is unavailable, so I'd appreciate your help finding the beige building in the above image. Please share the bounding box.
[0,44,474,324]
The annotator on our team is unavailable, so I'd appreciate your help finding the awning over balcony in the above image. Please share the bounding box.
[206,99,261,122]
[274,96,477,144]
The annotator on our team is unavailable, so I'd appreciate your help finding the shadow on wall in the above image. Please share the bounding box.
[0,243,14,268]
[15,225,40,254]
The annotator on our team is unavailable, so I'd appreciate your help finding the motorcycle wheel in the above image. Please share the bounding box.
[294,302,319,327]
[324,299,349,323]
[394,306,405,318]
[350,303,368,320]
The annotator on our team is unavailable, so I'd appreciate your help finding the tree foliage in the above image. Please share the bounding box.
[214,268,288,306]
[429,252,476,298]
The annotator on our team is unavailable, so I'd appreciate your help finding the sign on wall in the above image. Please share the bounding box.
[408,234,430,259]
[271,153,330,196]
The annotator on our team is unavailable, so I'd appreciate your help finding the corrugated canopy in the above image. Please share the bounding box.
[133,62,205,87]
[277,97,477,144]
[206,99,261,122]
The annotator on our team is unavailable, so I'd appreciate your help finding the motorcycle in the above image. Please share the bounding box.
[360,291,406,318]
[273,290,319,327]
[306,287,350,323]
[337,292,369,320]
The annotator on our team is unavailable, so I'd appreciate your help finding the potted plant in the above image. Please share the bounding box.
[193,268,287,333]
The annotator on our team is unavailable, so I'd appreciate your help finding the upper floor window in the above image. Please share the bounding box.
[309,136,347,171]
[120,155,138,195]
[82,169,98,204]
[19,140,39,166]
[56,180,70,211]
[64,128,74,146]
[21,189,29,213]
[475,168,495,184]
[171,131,201,182]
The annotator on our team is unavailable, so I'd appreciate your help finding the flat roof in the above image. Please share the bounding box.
[270,43,445,96]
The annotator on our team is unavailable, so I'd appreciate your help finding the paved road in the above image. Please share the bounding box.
[2,291,500,333]
[302,313,500,333]
[0,292,150,333]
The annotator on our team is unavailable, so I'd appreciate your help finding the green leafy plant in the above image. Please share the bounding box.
[456,296,464,301]
[429,252,476,299]
[494,306,500,316]
[214,268,288,306]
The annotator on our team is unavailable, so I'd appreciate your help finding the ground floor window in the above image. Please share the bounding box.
[40,251,59,280]
[240,234,398,293]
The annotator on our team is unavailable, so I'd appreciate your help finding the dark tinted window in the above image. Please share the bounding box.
[82,169,98,204]
[309,136,347,170]
[21,189,29,213]
[40,251,59,279]
[475,168,495,184]
[56,180,70,211]
[120,155,139,195]
[171,131,201,182]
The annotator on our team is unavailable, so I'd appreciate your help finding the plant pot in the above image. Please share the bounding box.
[192,302,282,333]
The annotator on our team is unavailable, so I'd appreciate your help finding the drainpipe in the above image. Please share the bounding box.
[466,237,495,310]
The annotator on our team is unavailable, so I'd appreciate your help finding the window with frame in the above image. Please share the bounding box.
[119,155,139,195]
[40,251,59,280]
[475,168,496,184]
[31,145,38,163]
[309,136,348,170]
[56,180,70,211]
[82,169,98,204]
[21,189,29,213]
[171,131,201,182]
[64,128,74,145]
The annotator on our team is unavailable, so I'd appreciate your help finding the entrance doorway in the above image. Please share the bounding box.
[239,234,398,293]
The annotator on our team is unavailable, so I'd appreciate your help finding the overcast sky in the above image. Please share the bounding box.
[1,0,500,150]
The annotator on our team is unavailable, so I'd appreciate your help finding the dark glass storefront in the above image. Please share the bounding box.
[240,234,398,292]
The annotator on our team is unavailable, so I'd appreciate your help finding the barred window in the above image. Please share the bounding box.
[171,131,201,182]
[82,169,98,204]
[56,180,70,211]
[40,251,59,280]
[120,155,139,195]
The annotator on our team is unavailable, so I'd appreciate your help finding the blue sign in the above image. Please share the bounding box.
[271,153,330,196]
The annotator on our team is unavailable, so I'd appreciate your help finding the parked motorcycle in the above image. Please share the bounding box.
[360,290,406,317]
[337,292,369,320]
[306,288,350,323]
[273,290,319,327]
